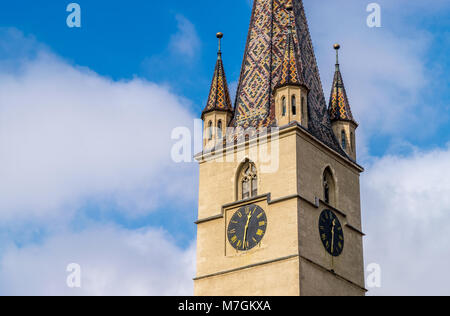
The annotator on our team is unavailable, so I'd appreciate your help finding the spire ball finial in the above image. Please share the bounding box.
[334,44,341,67]
[216,32,224,55]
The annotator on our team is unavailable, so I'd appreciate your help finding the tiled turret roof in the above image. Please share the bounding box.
[275,5,307,90]
[328,44,357,125]
[202,33,233,120]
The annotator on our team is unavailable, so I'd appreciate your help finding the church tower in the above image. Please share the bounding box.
[195,0,366,296]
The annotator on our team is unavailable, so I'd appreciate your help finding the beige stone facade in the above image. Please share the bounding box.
[194,125,366,296]
[274,85,309,128]
[331,120,358,161]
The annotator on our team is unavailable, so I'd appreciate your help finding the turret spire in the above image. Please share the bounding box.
[275,4,307,90]
[201,33,233,120]
[328,44,358,160]
[328,44,357,124]
[231,0,344,155]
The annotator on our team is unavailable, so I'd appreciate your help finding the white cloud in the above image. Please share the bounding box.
[363,145,450,295]
[0,28,198,296]
[304,0,449,159]
[302,1,450,295]
[0,29,197,223]
[0,225,195,296]
[169,15,201,59]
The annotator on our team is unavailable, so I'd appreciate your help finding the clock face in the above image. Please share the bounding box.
[318,209,344,257]
[227,204,267,251]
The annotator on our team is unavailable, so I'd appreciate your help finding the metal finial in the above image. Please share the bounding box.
[216,32,223,54]
[334,43,341,66]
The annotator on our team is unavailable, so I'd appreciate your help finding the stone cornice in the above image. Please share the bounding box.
[194,123,364,173]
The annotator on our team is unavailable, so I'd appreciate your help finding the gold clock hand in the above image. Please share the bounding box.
[331,219,336,254]
[243,210,254,250]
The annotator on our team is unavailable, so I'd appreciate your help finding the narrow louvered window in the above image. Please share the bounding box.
[301,97,305,116]
[217,120,223,139]
[292,95,297,115]
[341,130,347,150]
[208,121,213,140]
[351,132,354,152]
[323,167,336,206]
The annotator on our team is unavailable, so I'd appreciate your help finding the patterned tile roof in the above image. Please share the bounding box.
[328,46,357,125]
[231,0,346,155]
[202,44,233,119]
[275,7,307,89]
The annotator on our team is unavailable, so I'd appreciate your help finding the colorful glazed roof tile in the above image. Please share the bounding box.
[231,0,345,155]
[328,45,357,125]
[275,7,306,89]
[202,37,233,119]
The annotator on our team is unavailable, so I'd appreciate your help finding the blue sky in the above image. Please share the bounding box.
[1,0,449,152]
[0,0,449,295]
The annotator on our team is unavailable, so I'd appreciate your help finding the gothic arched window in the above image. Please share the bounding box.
[208,121,213,140]
[282,97,287,116]
[292,95,297,116]
[238,161,258,200]
[217,120,223,139]
[341,130,347,150]
[323,167,336,206]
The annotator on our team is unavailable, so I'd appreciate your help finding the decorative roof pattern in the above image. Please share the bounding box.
[329,46,357,125]
[275,7,306,89]
[231,0,345,155]
[202,47,233,119]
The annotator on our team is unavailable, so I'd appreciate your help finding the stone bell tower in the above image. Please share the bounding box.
[195,0,366,296]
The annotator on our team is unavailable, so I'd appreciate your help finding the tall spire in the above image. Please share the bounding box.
[202,32,233,120]
[329,44,357,124]
[275,4,306,89]
[232,0,343,154]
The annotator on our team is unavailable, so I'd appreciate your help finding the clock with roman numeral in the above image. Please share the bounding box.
[319,209,344,257]
[227,204,267,251]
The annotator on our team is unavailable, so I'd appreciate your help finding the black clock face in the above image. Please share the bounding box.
[227,204,267,251]
[319,209,344,257]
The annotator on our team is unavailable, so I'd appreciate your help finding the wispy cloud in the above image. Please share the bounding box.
[169,14,201,59]
[0,29,197,223]
[305,0,449,158]
[363,144,450,295]
[0,225,195,295]
[0,28,197,295]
